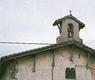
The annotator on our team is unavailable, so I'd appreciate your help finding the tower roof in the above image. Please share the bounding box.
[53,15,85,29]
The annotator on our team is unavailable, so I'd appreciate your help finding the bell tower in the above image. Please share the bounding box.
[53,12,85,43]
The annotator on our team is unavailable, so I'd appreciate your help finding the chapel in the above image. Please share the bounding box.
[0,13,95,80]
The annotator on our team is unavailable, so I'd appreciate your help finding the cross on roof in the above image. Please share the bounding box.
[69,10,72,16]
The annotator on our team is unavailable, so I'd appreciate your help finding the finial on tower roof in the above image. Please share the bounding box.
[69,10,72,16]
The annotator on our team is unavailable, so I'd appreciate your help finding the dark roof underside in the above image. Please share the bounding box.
[1,40,95,62]
[53,15,85,29]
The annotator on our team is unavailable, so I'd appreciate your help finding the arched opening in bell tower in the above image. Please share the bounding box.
[67,23,74,38]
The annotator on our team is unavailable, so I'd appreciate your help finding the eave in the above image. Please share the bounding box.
[53,15,85,29]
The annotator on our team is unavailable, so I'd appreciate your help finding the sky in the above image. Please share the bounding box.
[0,0,95,57]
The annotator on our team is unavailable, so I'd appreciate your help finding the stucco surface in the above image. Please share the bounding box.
[56,18,82,43]
[1,46,95,80]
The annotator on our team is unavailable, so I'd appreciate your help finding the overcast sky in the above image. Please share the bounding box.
[0,0,95,57]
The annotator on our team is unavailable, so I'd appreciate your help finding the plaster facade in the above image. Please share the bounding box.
[56,18,82,43]
[1,46,95,80]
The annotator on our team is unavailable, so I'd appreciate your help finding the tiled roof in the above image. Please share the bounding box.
[1,40,95,62]
[53,15,85,29]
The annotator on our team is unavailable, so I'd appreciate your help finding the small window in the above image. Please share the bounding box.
[67,23,74,38]
[65,67,76,79]
[65,68,71,79]
[71,68,76,79]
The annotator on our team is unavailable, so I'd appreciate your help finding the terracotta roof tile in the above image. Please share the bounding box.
[53,15,85,29]
[1,40,95,62]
